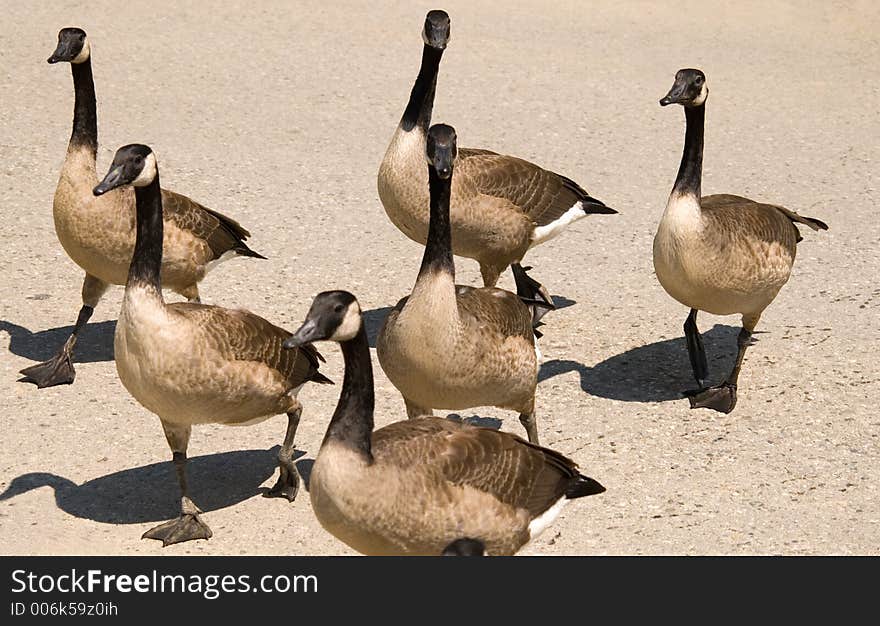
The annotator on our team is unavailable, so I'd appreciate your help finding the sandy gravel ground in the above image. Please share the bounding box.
[1,1,878,555]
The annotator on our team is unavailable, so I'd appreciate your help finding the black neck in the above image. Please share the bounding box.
[673,104,704,197]
[128,177,164,293]
[324,323,375,459]
[70,60,98,154]
[400,45,443,132]
[418,167,455,279]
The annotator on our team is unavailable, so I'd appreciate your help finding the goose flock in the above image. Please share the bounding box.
[16,12,827,555]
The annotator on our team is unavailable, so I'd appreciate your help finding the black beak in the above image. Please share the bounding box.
[432,150,454,179]
[93,166,125,196]
[283,319,322,350]
[660,82,686,106]
[47,40,77,64]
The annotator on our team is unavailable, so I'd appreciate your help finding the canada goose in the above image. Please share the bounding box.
[377,10,616,309]
[284,290,605,556]
[654,69,828,413]
[91,144,330,545]
[20,27,263,389]
[377,124,550,444]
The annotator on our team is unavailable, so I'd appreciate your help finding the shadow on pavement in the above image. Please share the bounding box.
[1,319,116,364]
[0,447,297,524]
[362,307,393,348]
[539,324,740,402]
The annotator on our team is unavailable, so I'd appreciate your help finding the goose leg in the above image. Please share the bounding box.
[682,308,708,390]
[143,424,212,546]
[404,398,432,419]
[19,274,108,388]
[265,407,302,502]
[518,411,540,445]
[687,324,755,414]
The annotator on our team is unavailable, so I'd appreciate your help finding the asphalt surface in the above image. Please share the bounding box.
[1,1,878,555]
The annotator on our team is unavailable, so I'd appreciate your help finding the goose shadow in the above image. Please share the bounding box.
[295,458,315,492]
[447,413,504,431]
[1,319,116,364]
[0,447,301,524]
[363,306,393,348]
[539,324,740,402]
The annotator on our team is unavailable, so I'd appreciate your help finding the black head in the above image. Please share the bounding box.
[48,27,89,64]
[423,10,451,49]
[284,291,362,349]
[93,144,156,196]
[442,538,487,556]
[426,123,457,179]
[660,68,707,107]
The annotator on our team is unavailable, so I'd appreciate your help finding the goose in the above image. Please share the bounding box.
[91,144,331,545]
[284,290,605,556]
[654,69,828,413]
[377,124,550,444]
[377,10,616,310]
[20,27,264,389]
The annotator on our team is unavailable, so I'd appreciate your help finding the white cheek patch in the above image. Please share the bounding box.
[132,152,158,187]
[692,83,708,106]
[329,302,362,342]
[72,38,91,64]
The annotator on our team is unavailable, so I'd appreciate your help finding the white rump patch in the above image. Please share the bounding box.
[205,249,237,275]
[534,336,543,364]
[132,152,158,187]
[528,496,568,540]
[287,383,304,398]
[72,38,91,64]
[530,201,585,246]
[330,301,362,342]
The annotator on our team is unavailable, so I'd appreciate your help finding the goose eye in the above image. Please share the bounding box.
[333,304,344,313]
[695,76,704,85]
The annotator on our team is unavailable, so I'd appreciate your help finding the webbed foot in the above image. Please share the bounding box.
[19,349,75,388]
[684,383,737,414]
[263,464,299,502]
[142,497,212,546]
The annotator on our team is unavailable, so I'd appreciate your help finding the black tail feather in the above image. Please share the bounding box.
[775,205,829,240]
[202,205,268,260]
[565,474,606,500]
[234,244,267,260]
[558,174,617,215]
[799,215,829,231]
[310,372,334,385]
[581,199,618,215]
